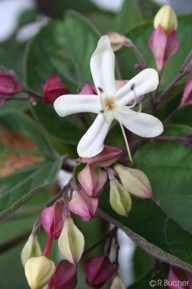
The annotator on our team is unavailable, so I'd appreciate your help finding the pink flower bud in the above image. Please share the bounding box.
[48,260,77,289]
[167,267,192,289]
[180,77,192,107]
[68,189,98,221]
[42,75,69,104]
[79,82,97,95]
[78,164,107,197]
[0,72,21,95]
[149,26,179,71]
[40,200,65,239]
[76,145,122,168]
[84,255,116,288]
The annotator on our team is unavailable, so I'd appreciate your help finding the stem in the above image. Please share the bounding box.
[124,39,146,67]
[119,122,133,164]
[83,227,117,256]
[180,50,192,73]
[163,107,181,125]
[43,234,53,258]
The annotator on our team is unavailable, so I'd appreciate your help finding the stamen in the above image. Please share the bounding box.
[119,122,133,164]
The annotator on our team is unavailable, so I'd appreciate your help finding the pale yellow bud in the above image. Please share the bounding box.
[114,165,152,199]
[21,234,42,266]
[25,256,55,289]
[110,179,132,216]
[58,216,85,265]
[110,275,126,289]
[154,5,178,32]
[108,32,125,52]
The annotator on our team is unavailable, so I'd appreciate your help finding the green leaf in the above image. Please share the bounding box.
[114,0,143,33]
[134,124,192,234]
[117,15,192,87]
[99,185,192,271]
[0,112,61,218]
[25,12,99,144]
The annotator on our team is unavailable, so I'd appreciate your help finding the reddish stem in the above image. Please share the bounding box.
[43,234,53,258]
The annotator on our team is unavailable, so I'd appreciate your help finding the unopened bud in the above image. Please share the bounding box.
[79,82,97,95]
[58,216,85,265]
[167,267,192,289]
[25,256,55,289]
[108,32,125,52]
[76,145,122,168]
[85,255,116,288]
[180,76,192,107]
[78,164,107,197]
[154,5,178,33]
[48,260,77,289]
[68,189,98,221]
[21,233,42,266]
[110,275,126,289]
[110,178,132,216]
[42,75,69,104]
[114,165,152,198]
[0,72,21,95]
[40,200,65,239]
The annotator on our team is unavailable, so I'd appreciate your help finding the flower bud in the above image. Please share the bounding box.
[76,145,122,168]
[110,275,126,289]
[0,72,21,95]
[48,260,77,289]
[42,75,69,104]
[180,77,192,107]
[58,216,85,265]
[110,178,132,216]
[154,5,178,33]
[167,267,192,289]
[84,255,116,288]
[40,200,66,239]
[108,32,125,52]
[149,26,179,71]
[78,164,107,197]
[114,165,152,198]
[68,189,98,221]
[21,233,42,266]
[79,82,97,95]
[25,256,55,289]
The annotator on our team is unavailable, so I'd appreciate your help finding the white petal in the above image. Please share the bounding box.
[77,113,113,157]
[53,94,102,117]
[116,69,159,105]
[115,106,163,138]
[90,35,116,96]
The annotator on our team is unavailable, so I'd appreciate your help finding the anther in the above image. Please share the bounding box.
[98,87,103,93]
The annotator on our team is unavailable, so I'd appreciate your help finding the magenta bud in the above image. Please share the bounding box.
[48,260,77,289]
[84,255,116,288]
[78,164,107,197]
[0,72,21,95]
[40,200,65,239]
[167,267,192,289]
[76,145,122,168]
[68,189,98,221]
[42,75,69,104]
[149,26,179,71]
[180,77,192,107]
[79,82,97,95]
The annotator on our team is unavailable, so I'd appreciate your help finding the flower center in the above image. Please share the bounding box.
[104,98,116,111]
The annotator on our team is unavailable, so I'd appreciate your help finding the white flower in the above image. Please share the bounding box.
[54,35,163,158]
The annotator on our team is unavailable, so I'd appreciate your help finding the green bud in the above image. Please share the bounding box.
[21,233,42,266]
[58,216,85,265]
[110,178,132,216]
[114,165,152,199]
